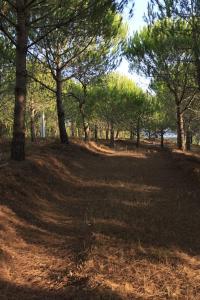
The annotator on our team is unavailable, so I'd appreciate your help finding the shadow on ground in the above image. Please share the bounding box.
[0,140,200,299]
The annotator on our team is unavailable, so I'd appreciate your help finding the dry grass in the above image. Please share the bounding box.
[0,140,200,299]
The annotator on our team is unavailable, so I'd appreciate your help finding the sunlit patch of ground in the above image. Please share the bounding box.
[0,140,200,299]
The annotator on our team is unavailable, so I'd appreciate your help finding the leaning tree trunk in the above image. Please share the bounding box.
[56,68,68,144]
[176,106,185,150]
[11,3,28,160]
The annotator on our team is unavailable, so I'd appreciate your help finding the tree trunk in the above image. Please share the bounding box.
[11,3,28,160]
[83,124,90,142]
[30,107,36,142]
[130,127,135,140]
[106,127,109,141]
[160,129,164,148]
[130,130,133,140]
[77,127,82,138]
[186,127,191,151]
[79,103,89,142]
[176,106,185,150]
[40,112,46,138]
[192,26,200,90]
[115,130,120,139]
[110,121,114,147]
[56,68,68,144]
[71,121,75,138]
[190,134,193,145]
[99,128,103,139]
[136,118,140,148]
[94,125,98,142]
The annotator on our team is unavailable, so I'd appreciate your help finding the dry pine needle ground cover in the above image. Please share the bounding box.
[0,140,200,299]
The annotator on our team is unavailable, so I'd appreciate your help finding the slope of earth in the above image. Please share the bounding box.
[0,141,200,300]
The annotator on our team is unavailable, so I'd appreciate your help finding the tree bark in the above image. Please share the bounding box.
[110,120,114,147]
[192,24,200,90]
[130,130,133,141]
[71,121,75,138]
[79,103,89,142]
[136,118,140,148]
[160,129,164,148]
[106,126,109,141]
[30,106,36,142]
[130,130,133,140]
[99,128,103,139]
[77,127,82,138]
[130,126,135,141]
[94,125,98,142]
[115,130,120,139]
[11,2,28,160]
[83,123,90,142]
[176,105,185,150]
[190,134,193,145]
[56,68,69,144]
[186,127,191,151]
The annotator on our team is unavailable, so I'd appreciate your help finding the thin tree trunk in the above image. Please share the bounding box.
[99,128,103,139]
[40,112,46,138]
[79,103,89,142]
[190,134,193,145]
[0,123,3,139]
[176,105,185,150]
[192,25,200,90]
[110,121,114,147]
[130,126,135,140]
[56,68,68,144]
[130,130,133,140]
[83,123,90,142]
[106,126,109,141]
[11,2,28,160]
[30,107,36,142]
[186,127,191,151]
[94,125,98,142]
[77,127,82,138]
[160,129,164,148]
[115,130,120,139]
[136,118,140,148]
[71,121,75,138]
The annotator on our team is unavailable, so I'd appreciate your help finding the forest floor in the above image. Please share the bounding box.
[0,139,200,299]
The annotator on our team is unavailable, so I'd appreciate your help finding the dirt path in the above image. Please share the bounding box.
[0,142,200,299]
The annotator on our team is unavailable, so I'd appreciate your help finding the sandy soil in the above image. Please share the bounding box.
[0,140,200,299]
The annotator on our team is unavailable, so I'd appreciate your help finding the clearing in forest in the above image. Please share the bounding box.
[0,141,200,300]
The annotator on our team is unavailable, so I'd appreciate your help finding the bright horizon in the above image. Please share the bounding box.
[117,0,150,90]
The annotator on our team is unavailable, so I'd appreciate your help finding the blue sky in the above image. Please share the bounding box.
[117,0,149,90]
